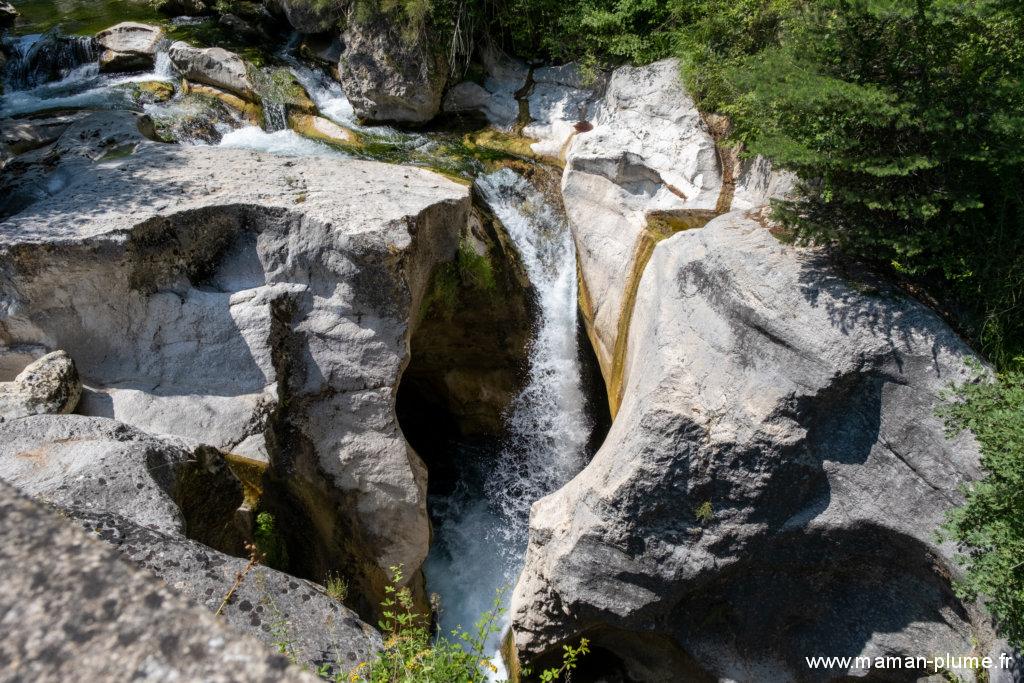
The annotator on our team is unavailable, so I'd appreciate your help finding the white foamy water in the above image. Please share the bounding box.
[216,126,348,157]
[0,37,175,118]
[423,168,592,678]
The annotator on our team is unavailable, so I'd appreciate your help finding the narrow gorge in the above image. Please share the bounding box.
[0,1,1020,682]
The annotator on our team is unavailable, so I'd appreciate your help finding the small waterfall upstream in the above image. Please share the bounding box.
[423,167,593,676]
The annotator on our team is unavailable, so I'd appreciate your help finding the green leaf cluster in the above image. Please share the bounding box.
[941,369,1024,647]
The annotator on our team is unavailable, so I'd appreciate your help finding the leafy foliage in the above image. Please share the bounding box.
[713,0,1024,368]
[254,511,289,571]
[323,565,588,683]
[941,369,1024,647]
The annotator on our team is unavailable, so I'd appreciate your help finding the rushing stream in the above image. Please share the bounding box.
[424,168,594,676]
[1,18,597,675]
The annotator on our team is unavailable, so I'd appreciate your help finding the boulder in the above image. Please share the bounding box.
[0,480,318,682]
[338,9,447,124]
[96,22,164,73]
[169,41,257,100]
[0,351,81,420]
[0,111,471,618]
[512,211,1013,682]
[280,0,347,34]
[288,112,356,145]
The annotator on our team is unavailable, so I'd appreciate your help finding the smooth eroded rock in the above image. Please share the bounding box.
[512,211,1012,682]
[0,351,81,420]
[96,22,164,73]
[0,111,470,618]
[169,41,256,100]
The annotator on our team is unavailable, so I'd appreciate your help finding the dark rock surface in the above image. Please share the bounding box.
[0,480,317,682]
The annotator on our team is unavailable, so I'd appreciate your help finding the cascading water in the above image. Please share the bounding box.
[423,167,593,676]
[2,31,98,90]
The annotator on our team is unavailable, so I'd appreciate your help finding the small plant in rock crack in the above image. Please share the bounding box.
[335,565,588,683]
[325,572,349,603]
[695,500,714,525]
[215,542,263,617]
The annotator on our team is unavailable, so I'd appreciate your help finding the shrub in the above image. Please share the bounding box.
[941,368,1024,648]
[317,565,588,682]
[254,511,289,571]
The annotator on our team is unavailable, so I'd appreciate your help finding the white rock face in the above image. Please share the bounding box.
[0,112,470,612]
[560,58,722,397]
[168,42,256,100]
[96,22,164,74]
[0,351,81,420]
[512,211,1012,682]
[523,63,604,158]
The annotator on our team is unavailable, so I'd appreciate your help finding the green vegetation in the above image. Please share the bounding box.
[694,500,714,524]
[340,565,587,683]
[421,239,497,320]
[325,573,349,603]
[941,368,1024,648]
[254,511,289,571]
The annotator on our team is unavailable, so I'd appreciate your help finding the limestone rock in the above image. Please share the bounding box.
[280,0,347,33]
[289,112,356,145]
[443,81,491,116]
[561,58,726,411]
[0,111,470,617]
[0,351,81,420]
[0,110,91,156]
[0,414,232,539]
[169,41,257,100]
[0,480,317,682]
[523,63,604,159]
[339,10,447,124]
[96,22,164,74]
[0,413,381,670]
[77,510,383,674]
[512,211,1012,682]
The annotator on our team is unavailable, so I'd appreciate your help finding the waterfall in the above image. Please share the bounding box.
[2,32,99,91]
[423,168,592,676]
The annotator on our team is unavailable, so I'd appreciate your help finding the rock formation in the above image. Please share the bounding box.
[0,414,382,671]
[0,479,318,682]
[169,42,257,100]
[0,350,81,420]
[0,111,470,619]
[338,9,447,124]
[511,211,1011,681]
[95,22,164,73]
[279,0,347,34]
